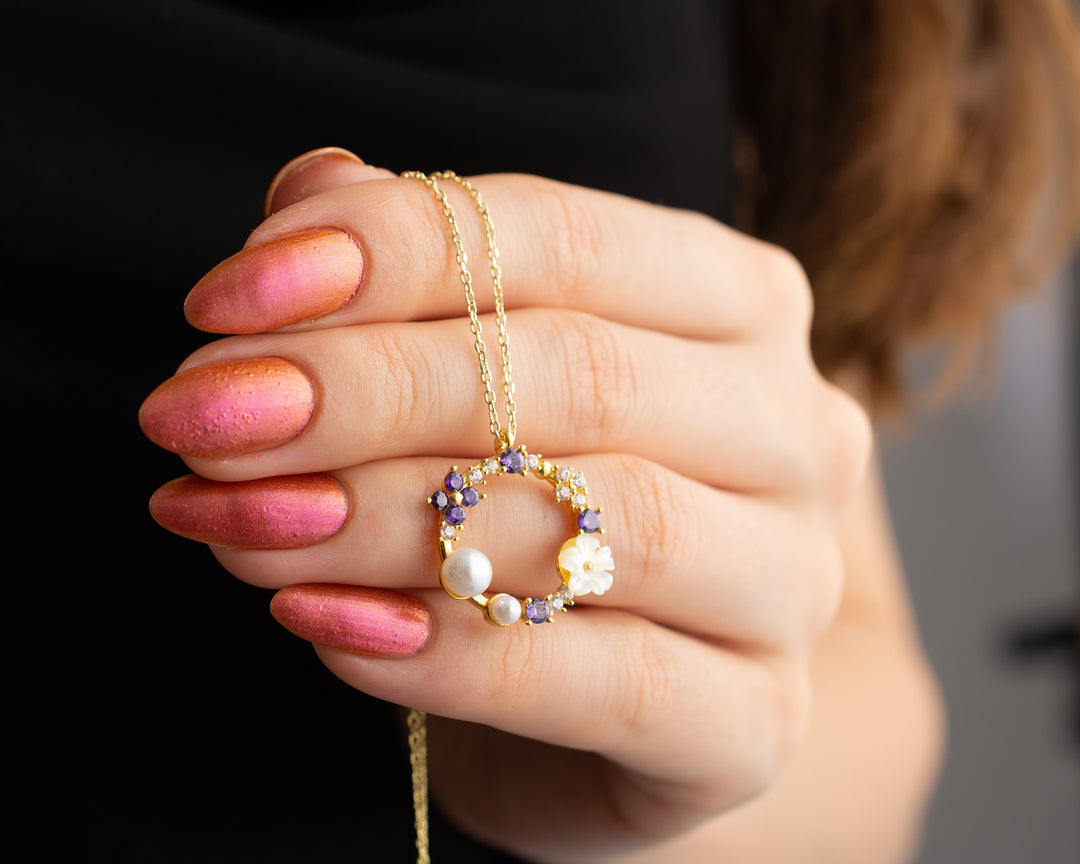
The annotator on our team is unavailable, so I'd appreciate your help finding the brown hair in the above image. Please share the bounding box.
[735,0,1080,409]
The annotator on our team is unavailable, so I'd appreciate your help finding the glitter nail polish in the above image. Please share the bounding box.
[150,473,348,549]
[139,357,314,458]
[270,584,431,657]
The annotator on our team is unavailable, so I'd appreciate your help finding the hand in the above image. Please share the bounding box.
[140,148,871,862]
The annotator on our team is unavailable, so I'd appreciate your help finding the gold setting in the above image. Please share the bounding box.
[428,443,607,626]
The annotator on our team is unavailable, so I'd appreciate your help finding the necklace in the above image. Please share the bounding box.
[400,170,616,861]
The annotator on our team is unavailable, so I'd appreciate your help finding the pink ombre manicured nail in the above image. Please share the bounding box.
[139,357,314,458]
[185,227,364,333]
[150,474,348,549]
[271,584,431,657]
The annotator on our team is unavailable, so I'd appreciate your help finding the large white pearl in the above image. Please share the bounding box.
[487,593,522,626]
[440,547,493,599]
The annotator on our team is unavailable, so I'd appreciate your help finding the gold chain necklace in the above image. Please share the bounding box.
[400,170,617,862]
[403,171,518,445]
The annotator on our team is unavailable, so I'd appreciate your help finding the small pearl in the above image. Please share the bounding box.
[440,547,493,599]
[487,593,522,626]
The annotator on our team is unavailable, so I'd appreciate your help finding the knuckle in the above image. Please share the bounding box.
[680,210,732,272]
[605,624,677,746]
[802,538,847,644]
[364,328,434,439]
[810,378,874,503]
[542,311,638,447]
[735,664,812,804]
[769,664,813,771]
[779,365,872,503]
[397,181,463,305]
[531,179,622,304]
[487,626,543,712]
[758,244,815,336]
[608,455,699,594]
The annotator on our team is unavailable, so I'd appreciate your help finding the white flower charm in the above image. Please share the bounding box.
[557,534,615,596]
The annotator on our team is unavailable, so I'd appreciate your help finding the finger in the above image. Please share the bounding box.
[157,456,838,650]
[188,172,811,345]
[140,310,822,492]
[262,147,395,217]
[270,584,799,816]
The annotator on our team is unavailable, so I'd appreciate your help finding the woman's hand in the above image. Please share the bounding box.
[140,149,871,862]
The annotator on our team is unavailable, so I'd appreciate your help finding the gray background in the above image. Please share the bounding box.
[880,269,1078,862]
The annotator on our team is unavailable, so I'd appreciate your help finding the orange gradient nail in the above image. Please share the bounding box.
[150,474,348,549]
[271,584,432,657]
[139,357,314,458]
[185,228,363,333]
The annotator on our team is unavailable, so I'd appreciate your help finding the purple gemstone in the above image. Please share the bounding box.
[500,448,525,474]
[429,490,449,511]
[461,486,480,507]
[444,471,464,493]
[577,508,601,533]
[525,598,551,624]
[445,504,467,525]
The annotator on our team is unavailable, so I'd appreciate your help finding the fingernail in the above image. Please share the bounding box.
[139,357,314,458]
[263,147,365,218]
[150,474,348,549]
[270,584,432,657]
[185,227,364,333]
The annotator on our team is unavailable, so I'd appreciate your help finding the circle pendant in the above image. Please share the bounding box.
[427,445,615,626]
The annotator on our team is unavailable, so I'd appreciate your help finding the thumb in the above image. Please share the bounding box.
[263,147,396,217]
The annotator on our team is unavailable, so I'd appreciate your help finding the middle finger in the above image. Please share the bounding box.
[140,309,805,490]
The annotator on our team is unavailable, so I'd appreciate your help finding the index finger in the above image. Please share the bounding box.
[184,171,807,344]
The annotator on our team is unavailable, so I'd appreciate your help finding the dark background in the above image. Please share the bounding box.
[6,1,1076,861]
[6,1,732,860]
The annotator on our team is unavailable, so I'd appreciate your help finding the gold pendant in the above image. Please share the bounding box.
[427,443,614,626]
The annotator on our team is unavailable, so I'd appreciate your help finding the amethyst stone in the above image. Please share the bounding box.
[500,448,525,474]
[429,490,449,511]
[577,508,601,533]
[525,598,551,624]
[461,486,480,507]
[444,471,464,493]
[445,504,467,525]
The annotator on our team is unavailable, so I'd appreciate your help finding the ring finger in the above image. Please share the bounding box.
[152,456,838,650]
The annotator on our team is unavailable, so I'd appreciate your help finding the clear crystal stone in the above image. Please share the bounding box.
[484,459,499,474]
[440,524,457,539]
[557,467,572,482]
[525,454,540,470]
[573,493,587,507]
[572,473,586,488]
[555,485,571,500]
[468,468,484,483]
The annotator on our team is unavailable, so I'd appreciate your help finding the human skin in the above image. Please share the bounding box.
[142,150,943,863]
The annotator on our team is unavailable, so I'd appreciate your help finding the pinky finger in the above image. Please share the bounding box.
[271,584,798,828]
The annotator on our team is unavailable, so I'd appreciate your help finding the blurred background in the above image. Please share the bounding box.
[881,264,1078,863]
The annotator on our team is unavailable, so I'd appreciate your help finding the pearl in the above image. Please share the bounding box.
[440,547,493,599]
[487,593,522,626]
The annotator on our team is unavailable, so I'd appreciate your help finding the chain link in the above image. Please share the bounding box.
[406,708,430,864]
[402,170,517,445]
[399,170,522,863]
